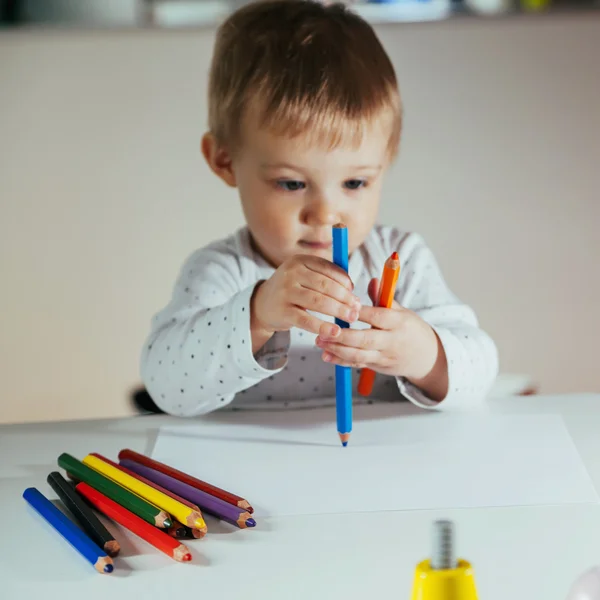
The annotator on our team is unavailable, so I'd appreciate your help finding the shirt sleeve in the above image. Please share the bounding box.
[140,246,290,417]
[391,232,499,410]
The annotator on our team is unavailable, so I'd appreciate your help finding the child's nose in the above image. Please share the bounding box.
[302,198,340,227]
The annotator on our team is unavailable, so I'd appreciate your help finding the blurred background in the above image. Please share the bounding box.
[0,0,599,424]
[1,0,599,25]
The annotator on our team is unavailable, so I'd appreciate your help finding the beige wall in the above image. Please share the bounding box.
[1,14,599,425]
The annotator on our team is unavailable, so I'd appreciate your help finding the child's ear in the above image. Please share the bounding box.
[201,132,237,187]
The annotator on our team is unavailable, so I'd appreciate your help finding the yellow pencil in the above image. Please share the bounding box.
[83,454,206,530]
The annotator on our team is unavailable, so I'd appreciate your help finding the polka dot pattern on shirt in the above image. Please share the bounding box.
[141,225,496,414]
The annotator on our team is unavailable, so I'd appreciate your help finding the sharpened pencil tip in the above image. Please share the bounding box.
[104,540,120,557]
[342,441,348,447]
[246,518,256,527]
[164,518,173,528]
[104,564,114,573]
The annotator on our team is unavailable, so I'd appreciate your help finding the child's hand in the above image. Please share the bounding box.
[251,255,361,338]
[315,278,448,399]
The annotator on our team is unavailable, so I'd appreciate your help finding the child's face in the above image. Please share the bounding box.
[205,116,391,268]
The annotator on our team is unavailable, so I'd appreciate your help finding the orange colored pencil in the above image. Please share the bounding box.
[76,482,192,563]
[358,251,400,396]
[89,453,207,535]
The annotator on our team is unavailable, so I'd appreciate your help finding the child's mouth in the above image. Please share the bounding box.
[298,240,333,250]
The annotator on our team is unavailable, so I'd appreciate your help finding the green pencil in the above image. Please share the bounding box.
[57,453,172,529]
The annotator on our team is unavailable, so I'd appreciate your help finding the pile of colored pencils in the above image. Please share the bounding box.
[23,449,255,574]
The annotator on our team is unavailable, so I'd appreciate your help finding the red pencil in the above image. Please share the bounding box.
[118,449,253,513]
[76,482,192,563]
[89,453,208,535]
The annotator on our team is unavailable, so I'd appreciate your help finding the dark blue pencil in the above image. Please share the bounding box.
[23,487,114,574]
[332,223,352,446]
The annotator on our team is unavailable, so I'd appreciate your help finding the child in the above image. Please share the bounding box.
[140,0,498,417]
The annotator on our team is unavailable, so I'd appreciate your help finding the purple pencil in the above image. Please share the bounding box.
[119,459,256,529]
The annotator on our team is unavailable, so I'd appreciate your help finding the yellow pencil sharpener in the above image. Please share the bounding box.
[411,558,478,600]
[410,520,479,600]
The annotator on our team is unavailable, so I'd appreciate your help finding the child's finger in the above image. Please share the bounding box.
[291,308,338,335]
[293,287,360,324]
[317,327,387,349]
[358,304,407,330]
[321,352,358,369]
[367,278,379,305]
[391,299,403,311]
[296,269,360,310]
[321,344,377,369]
[301,256,355,291]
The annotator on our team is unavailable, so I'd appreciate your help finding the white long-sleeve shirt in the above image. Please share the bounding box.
[140,225,498,416]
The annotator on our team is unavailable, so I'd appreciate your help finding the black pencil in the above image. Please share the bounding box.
[166,521,206,540]
[47,471,120,557]
[166,521,187,539]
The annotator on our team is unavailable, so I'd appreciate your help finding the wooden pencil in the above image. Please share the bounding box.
[23,487,114,574]
[89,453,199,511]
[357,251,400,396]
[76,482,192,562]
[332,222,352,447]
[121,458,256,529]
[57,453,172,529]
[167,521,206,540]
[118,448,254,513]
[83,454,206,530]
[47,471,120,557]
[89,453,208,536]
[166,521,188,539]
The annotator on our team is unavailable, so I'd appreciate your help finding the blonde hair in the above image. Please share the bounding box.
[207,0,402,156]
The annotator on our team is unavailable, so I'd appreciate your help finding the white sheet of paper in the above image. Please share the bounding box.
[151,413,598,517]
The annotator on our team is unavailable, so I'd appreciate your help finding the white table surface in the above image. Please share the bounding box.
[1,393,600,600]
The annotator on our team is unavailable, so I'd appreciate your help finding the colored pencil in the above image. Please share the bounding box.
[23,487,114,574]
[83,454,206,530]
[358,251,401,396]
[89,453,208,536]
[76,482,192,563]
[167,521,206,540]
[120,458,256,529]
[118,448,254,513]
[90,453,202,511]
[166,521,188,539]
[332,223,352,446]
[47,471,120,557]
[57,453,172,529]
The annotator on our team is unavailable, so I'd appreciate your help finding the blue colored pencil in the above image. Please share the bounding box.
[23,487,114,574]
[332,223,353,446]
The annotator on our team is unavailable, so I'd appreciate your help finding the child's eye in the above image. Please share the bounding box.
[276,180,306,192]
[344,179,367,190]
